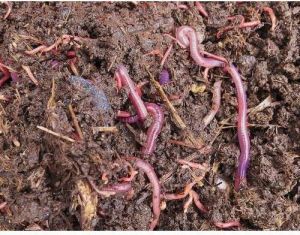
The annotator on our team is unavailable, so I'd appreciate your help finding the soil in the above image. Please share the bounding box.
[0,1,299,231]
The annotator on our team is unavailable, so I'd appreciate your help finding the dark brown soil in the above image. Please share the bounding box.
[0,1,299,231]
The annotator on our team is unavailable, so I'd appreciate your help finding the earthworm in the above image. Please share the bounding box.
[126,157,161,230]
[263,7,277,31]
[25,45,47,55]
[195,2,208,18]
[203,67,210,82]
[144,49,163,58]
[87,178,132,196]
[0,59,11,87]
[190,190,208,213]
[142,103,164,155]
[203,80,222,128]
[119,161,138,182]
[67,50,79,75]
[164,182,196,200]
[217,18,261,38]
[100,182,133,194]
[3,2,12,19]
[214,220,241,229]
[177,159,208,171]
[183,192,193,213]
[118,114,140,124]
[117,110,132,118]
[224,64,250,191]
[159,69,171,86]
[160,44,173,67]
[0,202,7,210]
[176,2,188,9]
[176,26,225,68]
[115,65,148,121]
[117,103,164,155]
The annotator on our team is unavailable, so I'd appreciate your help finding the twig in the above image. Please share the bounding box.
[37,125,75,142]
[21,65,39,85]
[68,104,84,140]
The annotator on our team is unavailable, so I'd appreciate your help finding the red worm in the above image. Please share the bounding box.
[0,202,7,210]
[190,190,208,213]
[25,45,48,55]
[117,103,164,155]
[164,182,196,200]
[217,18,261,38]
[160,44,173,67]
[214,220,241,229]
[177,159,208,171]
[87,178,132,196]
[195,2,208,18]
[0,59,11,87]
[142,103,164,155]
[176,3,188,9]
[176,26,225,68]
[263,7,277,31]
[118,114,140,124]
[203,80,222,128]
[101,182,133,194]
[3,2,12,20]
[224,64,250,191]
[126,157,161,230]
[115,65,148,121]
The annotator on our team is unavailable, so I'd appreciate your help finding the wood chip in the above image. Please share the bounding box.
[92,126,118,134]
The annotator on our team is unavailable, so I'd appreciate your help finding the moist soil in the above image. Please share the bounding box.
[0,1,299,231]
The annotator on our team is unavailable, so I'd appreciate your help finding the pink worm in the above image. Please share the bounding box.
[142,103,164,155]
[263,7,277,31]
[224,64,250,191]
[115,65,148,121]
[195,2,208,18]
[214,220,241,229]
[87,178,132,195]
[117,103,164,155]
[3,2,12,20]
[0,60,11,87]
[177,159,208,171]
[0,202,7,210]
[217,19,261,38]
[176,26,225,68]
[126,157,161,230]
[25,45,48,55]
[190,190,208,213]
[118,114,140,124]
[160,44,173,67]
[203,80,222,128]
[100,182,133,193]
[164,182,196,200]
